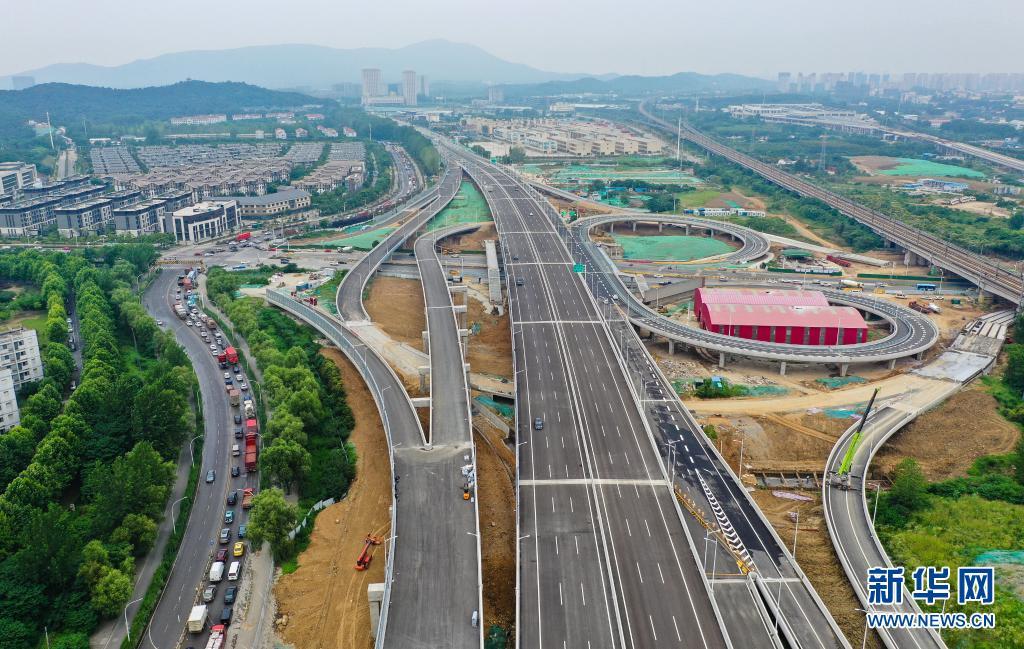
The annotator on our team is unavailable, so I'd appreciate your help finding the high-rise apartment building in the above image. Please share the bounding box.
[361,68,383,104]
[0,368,19,432]
[402,70,418,106]
[418,75,429,100]
[0,327,43,390]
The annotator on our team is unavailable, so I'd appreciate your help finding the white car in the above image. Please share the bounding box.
[210,344,217,351]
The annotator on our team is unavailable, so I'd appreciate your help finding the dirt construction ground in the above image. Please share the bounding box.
[874,384,1020,480]
[467,295,513,378]
[365,276,426,351]
[273,349,391,649]
[474,418,516,632]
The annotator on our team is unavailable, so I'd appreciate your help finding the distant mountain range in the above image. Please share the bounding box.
[1,40,772,96]
[1,40,586,90]
[0,81,325,137]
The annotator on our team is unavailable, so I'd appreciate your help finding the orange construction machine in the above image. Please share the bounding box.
[355,534,382,571]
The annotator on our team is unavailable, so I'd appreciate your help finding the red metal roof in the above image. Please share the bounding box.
[695,287,830,308]
[702,303,867,329]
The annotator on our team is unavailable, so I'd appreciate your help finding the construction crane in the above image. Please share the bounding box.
[830,388,879,490]
[355,534,382,571]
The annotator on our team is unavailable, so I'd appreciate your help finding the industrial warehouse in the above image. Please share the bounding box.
[694,287,869,345]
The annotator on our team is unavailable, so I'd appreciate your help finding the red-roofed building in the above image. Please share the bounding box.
[701,303,868,345]
[694,287,830,323]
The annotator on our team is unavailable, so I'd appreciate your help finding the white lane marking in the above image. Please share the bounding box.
[649,615,658,642]
[636,562,643,584]
[581,582,587,606]
[657,562,665,583]
[672,616,682,642]
[645,519,652,537]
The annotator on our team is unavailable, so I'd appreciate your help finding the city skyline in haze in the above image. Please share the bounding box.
[1,0,1022,80]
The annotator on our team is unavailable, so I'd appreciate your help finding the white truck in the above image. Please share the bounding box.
[187,604,208,633]
[243,401,256,419]
[209,561,225,583]
[205,624,226,649]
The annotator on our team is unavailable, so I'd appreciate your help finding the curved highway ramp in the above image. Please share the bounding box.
[269,162,482,649]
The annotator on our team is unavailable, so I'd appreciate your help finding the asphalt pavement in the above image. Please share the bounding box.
[141,269,258,649]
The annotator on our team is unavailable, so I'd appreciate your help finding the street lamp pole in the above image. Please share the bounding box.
[188,434,204,466]
[124,596,144,642]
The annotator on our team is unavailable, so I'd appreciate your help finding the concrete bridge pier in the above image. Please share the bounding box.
[684,225,690,235]
[422,330,430,354]
[718,351,726,368]
[839,363,849,377]
[978,290,994,306]
[658,222,664,233]
[631,221,637,232]
[779,361,787,376]
[887,358,897,370]
[459,328,470,356]
[667,339,675,355]
[418,366,430,392]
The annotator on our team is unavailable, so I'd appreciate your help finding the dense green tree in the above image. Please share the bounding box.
[246,488,298,559]
[89,568,131,617]
[260,439,311,493]
[889,458,929,517]
[84,442,174,537]
[1006,345,1024,395]
[110,513,157,556]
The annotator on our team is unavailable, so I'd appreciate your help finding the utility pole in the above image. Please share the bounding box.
[676,116,682,168]
[45,111,56,152]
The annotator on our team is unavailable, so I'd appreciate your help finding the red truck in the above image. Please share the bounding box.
[244,420,259,472]
[826,254,852,268]
[217,352,228,369]
[182,277,193,291]
[236,232,252,242]
[224,346,239,365]
[241,488,254,510]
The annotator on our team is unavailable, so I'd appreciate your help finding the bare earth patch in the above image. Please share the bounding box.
[273,349,392,649]
[364,276,426,350]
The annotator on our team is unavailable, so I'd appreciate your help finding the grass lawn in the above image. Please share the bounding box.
[2,310,48,343]
[675,189,723,209]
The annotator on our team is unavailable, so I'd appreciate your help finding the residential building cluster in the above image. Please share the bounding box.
[283,142,326,165]
[221,188,312,219]
[777,71,1024,94]
[136,143,283,168]
[89,146,141,174]
[361,68,428,106]
[294,142,365,194]
[169,114,228,126]
[109,159,292,200]
[462,117,665,156]
[0,162,38,199]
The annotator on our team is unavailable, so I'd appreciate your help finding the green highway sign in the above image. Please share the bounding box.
[573,263,586,273]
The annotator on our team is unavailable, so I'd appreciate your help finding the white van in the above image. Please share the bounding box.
[209,561,225,583]
[228,561,241,581]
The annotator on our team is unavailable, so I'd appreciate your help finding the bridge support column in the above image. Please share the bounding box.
[609,223,614,234]
[916,351,925,361]
[422,331,429,355]
[887,358,897,370]
[839,363,849,377]
[631,221,637,232]
[459,328,470,356]
[978,290,994,306]
[658,222,664,233]
[668,339,675,355]
[418,366,430,392]
[684,225,690,235]
[718,351,726,368]
[779,361,787,376]
[903,250,916,266]
[368,583,385,639]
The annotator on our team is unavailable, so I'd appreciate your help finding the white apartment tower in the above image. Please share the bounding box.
[402,70,418,106]
[0,327,43,390]
[361,68,383,103]
[0,369,18,432]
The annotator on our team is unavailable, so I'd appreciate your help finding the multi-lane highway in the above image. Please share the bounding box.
[141,269,258,649]
[448,150,738,649]
[638,102,1024,305]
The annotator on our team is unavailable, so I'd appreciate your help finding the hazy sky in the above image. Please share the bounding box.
[2,0,1021,78]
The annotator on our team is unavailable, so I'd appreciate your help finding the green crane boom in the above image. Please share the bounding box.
[838,389,879,476]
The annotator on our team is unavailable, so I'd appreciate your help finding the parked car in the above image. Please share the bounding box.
[224,586,238,604]
[220,607,233,625]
